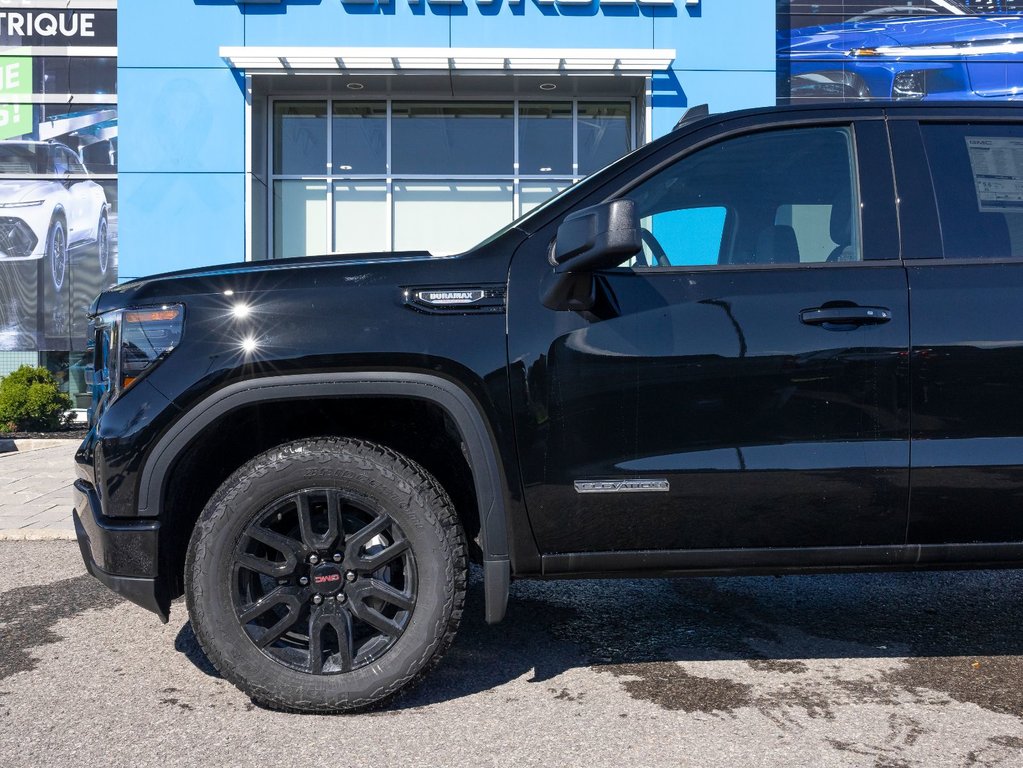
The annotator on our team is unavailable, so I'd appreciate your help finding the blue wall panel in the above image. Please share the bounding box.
[117,173,245,279]
[450,8,653,49]
[650,70,777,138]
[120,0,243,69]
[242,2,450,48]
[119,67,246,174]
[655,7,775,72]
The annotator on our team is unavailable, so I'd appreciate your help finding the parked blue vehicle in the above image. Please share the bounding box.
[782,6,1023,101]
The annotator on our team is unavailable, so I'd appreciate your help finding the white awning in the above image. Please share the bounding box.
[220,46,676,76]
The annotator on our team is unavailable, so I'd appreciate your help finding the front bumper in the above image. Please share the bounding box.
[72,478,169,622]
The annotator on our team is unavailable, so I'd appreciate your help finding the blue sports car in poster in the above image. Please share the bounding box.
[780,0,1023,101]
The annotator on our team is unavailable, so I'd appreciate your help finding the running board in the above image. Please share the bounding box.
[541,542,1023,578]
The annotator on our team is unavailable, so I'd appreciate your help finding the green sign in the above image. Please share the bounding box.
[0,56,33,140]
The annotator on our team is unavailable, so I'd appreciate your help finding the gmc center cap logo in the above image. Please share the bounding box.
[311,563,343,593]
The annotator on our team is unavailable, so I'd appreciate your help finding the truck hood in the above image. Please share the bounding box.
[90,236,524,316]
[92,250,437,314]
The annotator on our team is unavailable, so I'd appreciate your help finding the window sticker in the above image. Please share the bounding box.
[966,136,1023,212]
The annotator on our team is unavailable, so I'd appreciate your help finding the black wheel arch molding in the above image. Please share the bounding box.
[135,371,515,623]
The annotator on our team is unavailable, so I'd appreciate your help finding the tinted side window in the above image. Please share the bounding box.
[624,127,860,268]
[921,123,1023,261]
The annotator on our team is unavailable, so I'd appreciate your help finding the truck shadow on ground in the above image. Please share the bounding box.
[174,568,1023,717]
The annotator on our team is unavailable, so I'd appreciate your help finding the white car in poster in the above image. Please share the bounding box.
[0,140,110,291]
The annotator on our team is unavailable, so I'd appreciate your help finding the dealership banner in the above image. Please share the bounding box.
[0,3,116,375]
[0,8,115,47]
[778,0,1023,103]
[0,56,31,140]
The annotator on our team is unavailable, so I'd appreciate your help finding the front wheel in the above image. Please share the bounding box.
[185,437,467,713]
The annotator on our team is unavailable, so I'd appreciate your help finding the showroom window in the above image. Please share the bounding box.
[269,99,634,259]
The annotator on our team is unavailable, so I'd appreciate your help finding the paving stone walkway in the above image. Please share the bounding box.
[0,440,79,539]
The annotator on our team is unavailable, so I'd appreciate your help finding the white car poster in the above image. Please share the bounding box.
[0,5,116,381]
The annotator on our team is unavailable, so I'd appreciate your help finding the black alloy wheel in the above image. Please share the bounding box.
[185,437,467,713]
[232,488,417,675]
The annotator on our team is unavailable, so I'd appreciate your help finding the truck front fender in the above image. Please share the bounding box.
[136,371,511,623]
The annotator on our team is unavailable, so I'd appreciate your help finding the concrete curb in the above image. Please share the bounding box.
[0,438,81,454]
[0,528,77,541]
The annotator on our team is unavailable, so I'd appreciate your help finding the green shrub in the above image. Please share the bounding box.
[0,365,73,432]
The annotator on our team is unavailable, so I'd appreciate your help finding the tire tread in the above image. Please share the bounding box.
[184,436,467,714]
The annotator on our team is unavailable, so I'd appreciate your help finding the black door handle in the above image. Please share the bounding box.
[800,306,892,328]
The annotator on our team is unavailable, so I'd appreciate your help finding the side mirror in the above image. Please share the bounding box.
[541,199,641,312]
[552,199,641,274]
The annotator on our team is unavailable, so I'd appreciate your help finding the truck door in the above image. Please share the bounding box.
[891,112,1023,545]
[507,117,911,559]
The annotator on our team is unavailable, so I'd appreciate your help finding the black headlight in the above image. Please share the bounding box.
[91,304,185,412]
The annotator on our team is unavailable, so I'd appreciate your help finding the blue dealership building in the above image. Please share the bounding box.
[117,0,776,279]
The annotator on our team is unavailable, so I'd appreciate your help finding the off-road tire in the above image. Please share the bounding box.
[184,437,467,713]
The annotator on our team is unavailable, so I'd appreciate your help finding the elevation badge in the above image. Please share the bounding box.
[574,479,670,494]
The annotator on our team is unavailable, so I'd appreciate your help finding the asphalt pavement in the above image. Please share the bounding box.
[3,539,1023,767]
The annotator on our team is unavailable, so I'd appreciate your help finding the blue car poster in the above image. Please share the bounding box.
[778,0,1023,102]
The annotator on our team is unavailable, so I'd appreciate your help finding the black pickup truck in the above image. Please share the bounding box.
[74,102,1023,712]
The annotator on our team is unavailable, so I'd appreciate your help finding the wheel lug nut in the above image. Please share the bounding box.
[312,595,323,605]
[345,571,357,583]
[336,593,347,603]
[299,576,309,586]
[332,553,343,563]
[308,554,320,565]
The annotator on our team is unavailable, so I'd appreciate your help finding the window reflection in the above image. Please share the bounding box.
[270,99,632,259]
[334,182,388,254]
[391,102,513,175]
[273,102,327,176]
[332,103,386,175]
[521,181,572,214]
[274,180,327,258]
[578,103,632,175]
[519,103,572,175]
[393,181,513,256]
